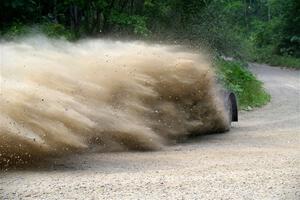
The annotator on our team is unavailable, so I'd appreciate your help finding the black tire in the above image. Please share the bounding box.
[229,92,238,122]
[223,91,238,131]
[227,96,233,125]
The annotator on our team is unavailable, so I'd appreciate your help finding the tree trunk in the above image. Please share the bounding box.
[70,4,80,34]
[268,1,271,21]
[103,0,116,34]
[244,0,248,29]
[53,0,58,23]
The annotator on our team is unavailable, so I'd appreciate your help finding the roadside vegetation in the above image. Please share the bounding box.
[215,59,271,110]
[1,0,298,108]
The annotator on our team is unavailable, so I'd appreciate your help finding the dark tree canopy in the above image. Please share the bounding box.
[1,0,299,58]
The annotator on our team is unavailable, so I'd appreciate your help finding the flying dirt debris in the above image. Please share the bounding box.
[0,36,236,167]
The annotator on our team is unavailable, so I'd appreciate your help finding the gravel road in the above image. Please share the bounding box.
[1,64,299,200]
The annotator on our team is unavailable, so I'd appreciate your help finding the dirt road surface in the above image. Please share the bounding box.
[1,64,299,199]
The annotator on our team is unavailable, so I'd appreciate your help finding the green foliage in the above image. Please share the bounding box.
[279,0,300,57]
[1,23,75,41]
[183,1,246,57]
[250,18,283,48]
[1,23,29,39]
[215,58,271,109]
[40,23,75,40]
[0,0,240,53]
[267,56,300,69]
[251,47,300,69]
[110,11,150,37]
[1,0,299,68]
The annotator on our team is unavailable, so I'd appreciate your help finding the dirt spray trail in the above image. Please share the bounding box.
[0,36,229,167]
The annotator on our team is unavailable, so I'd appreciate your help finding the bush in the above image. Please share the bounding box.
[1,23,30,39]
[267,56,300,69]
[40,23,75,40]
[250,46,300,69]
[0,22,75,41]
[215,58,271,109]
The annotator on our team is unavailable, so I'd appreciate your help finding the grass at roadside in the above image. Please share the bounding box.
[248,47,300,69]
[253,55,300,69]
[215,58,271,110]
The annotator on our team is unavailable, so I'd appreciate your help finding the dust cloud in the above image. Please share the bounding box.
[0,36,229,167]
